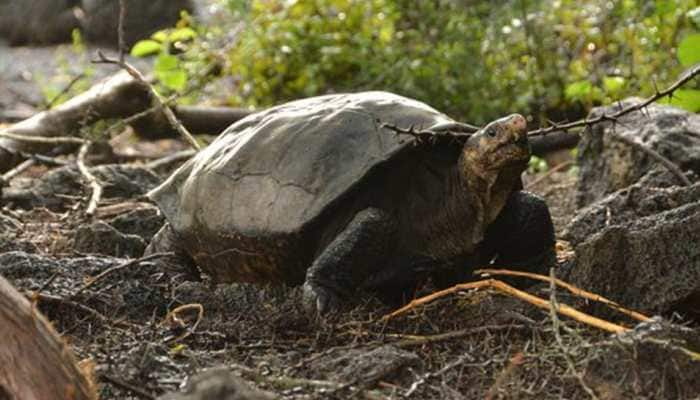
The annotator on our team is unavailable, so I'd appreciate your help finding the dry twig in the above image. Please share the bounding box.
[92,0,200,150]
[76,142,102,216]
[527,64,700,137]
[44,73,87,109]
[548,267,599,400]
[404,352,477,397]
[1,158,36,184]
[380,122,471,144]
[72,252,173,297]
[162,303,204,342]
[382,279,629,334]
[29,291,115,325]
[0,131,86,145]
[476,268,651,322]
[394,324,526,348]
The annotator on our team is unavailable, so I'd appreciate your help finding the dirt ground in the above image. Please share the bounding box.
[1,37,699,400]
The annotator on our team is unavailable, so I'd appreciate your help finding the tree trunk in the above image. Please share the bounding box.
[0,276,96,400]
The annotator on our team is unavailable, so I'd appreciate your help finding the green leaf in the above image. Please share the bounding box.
[151,30,168,42]
[157,69,187,91]
[660,89,700,112]
[154,54,179,72]
[168,27,197,42]
[154,54,187,91]
[603,76,625,94]
[677,34,700,67]
[130,40,162,57]
[564,80,593,101]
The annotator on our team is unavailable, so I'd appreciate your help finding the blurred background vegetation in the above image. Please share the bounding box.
[140,0,700,125]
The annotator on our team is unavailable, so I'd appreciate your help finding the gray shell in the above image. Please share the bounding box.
[149,91,454,238]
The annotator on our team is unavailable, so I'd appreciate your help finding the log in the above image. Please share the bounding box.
[0,275,96,400]
[529,130,580,157]
[0,71,253,173]
[0,71,151,171]
[131,105,252,140]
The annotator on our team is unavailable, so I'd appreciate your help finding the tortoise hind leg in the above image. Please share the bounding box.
[303,208,396,314]
[482,191,556,277]
[146,223,201,281]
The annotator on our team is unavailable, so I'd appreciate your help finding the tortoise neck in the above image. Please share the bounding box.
[456,153,521,225]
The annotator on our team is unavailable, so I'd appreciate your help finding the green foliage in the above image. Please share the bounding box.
[225,0,699,124]
[228,0,401,106]
[528,155,549,174]
[131,14,200,93]
[678,33,700,66]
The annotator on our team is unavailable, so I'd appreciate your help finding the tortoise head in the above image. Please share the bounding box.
[460,114,530,178]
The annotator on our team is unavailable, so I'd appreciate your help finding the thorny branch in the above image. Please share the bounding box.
[380,123,471,144]
[382,65,700,186]
[527,64,700,137]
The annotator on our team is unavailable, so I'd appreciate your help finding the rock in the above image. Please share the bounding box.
[576,99,700,207]
[0,0,79,46]
[307,345,420,384]
[563,170,700,245]
[2,164,161,211]
[561,174,700,317]
[584,318,700,399]
[73,221,147,257]
[0,0,195,47]
[159,368,274,400]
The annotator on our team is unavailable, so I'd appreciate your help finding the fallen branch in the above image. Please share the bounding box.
[475,268,652,322]
[1,158,36,185]
[0,71,150,172]
[0,73,251,173]
[95,200,155,218]
[382,279,629,334]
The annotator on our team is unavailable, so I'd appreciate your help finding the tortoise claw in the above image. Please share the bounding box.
[302,282,341,315]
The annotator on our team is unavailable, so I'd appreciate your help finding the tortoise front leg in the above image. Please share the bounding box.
[303,208,396,314]
[481,191,557,277]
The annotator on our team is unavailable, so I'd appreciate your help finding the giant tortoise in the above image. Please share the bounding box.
[146,92,555,313]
